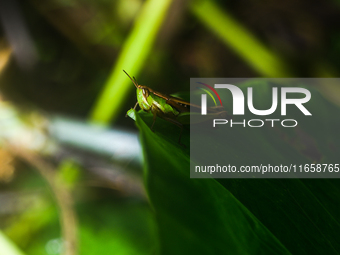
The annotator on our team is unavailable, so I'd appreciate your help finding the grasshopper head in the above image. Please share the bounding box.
[138,85,150,98]
[123,70,150,97]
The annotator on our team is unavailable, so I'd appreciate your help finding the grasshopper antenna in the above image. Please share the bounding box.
[123,70,138,88]
[133,76,138,85]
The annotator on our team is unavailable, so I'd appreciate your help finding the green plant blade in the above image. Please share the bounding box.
[90,0,172,124]
[127,80,340,254]
[128,109,291,255]
[190,0,291,77]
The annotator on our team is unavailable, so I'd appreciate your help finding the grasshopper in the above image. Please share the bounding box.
[124,70,229,145]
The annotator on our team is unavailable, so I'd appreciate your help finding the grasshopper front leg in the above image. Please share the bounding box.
[133,102,139,110]
[126,102,139,117]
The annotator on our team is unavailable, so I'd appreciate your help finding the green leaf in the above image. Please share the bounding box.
[215,83,340,255]
[128,81,340,255]
[128,110,290,255]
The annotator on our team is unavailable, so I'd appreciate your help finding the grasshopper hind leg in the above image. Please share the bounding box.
[150,106,185,147]
[178,126,184,146]
[151,112,157,132]
[162,116,185,147]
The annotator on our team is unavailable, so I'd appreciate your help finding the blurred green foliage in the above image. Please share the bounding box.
[90,0,172,124]
[1,0,340,254]
[128,82,340,255]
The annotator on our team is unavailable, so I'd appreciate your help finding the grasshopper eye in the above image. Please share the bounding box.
[142,88,149,98]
